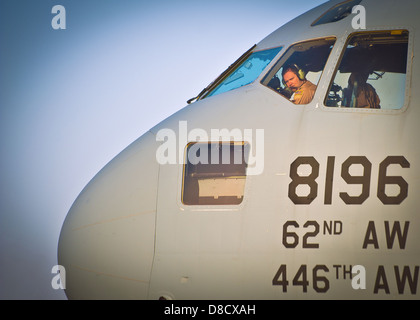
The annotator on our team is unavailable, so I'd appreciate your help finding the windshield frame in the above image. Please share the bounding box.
[187,45,256,104]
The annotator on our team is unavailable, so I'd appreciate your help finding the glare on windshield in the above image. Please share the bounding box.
[206,46,283,98]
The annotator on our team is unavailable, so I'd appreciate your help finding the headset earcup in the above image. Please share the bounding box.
[298,68,305,80]
[293,64,305,80]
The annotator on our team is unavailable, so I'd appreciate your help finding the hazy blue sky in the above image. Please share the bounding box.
[0,0,326,299]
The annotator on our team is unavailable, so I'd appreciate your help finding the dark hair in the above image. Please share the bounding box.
[282,64,305,80]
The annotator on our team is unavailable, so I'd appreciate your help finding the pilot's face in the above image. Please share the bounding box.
[283,70,304,91]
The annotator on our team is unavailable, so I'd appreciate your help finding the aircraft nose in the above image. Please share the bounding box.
[58,132,159,299]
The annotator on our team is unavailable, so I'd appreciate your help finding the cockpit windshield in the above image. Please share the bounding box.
[206,47,282,98]
[188,46,282,103]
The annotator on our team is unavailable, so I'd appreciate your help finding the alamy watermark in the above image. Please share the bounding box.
[51,5,66,30]
[351,5,366,30]
[155,121,265,176]
[50,4,366,31]
[51,265,66,290]
[351,265,366,290]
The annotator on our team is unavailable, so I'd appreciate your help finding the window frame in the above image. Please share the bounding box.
[322,28,413,114]
[261,36,337,105]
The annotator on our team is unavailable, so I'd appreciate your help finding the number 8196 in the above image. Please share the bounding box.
[288,156,410,205]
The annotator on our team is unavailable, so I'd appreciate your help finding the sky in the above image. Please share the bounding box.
[0,0,326,299]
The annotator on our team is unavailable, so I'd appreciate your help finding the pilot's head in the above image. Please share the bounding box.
[282,65,305,92]
[348,71,369,88]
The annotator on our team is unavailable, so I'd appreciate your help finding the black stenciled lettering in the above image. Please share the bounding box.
[363,221,379,249]
[377,156,410,205]
[288,157,319,204]
[324,156,335,204]
[302,221,320,249]
[385,221,410,249]
[363,221,410,250]
[282,221,299,248]
[394,266,419,294]
[287,155,410,206]
[313,265,330,293]
[272,264,288,292]
[339,156,372,205]
[272,264,330,293]
[374,265,390,294]
[282,221,320,249]
[293,265,309,292]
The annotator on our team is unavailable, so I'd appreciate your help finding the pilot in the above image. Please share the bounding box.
[282,64,316,104]
[342,72,381,109]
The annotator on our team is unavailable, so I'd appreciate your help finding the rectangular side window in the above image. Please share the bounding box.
[182,142,249,205]
[325,30,409,110]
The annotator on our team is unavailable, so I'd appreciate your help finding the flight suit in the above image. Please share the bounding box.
[291,80,317,105]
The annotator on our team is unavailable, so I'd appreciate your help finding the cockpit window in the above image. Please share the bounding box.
[198,46,282,100]
[262,37,336,105]
[182,142,249,205]
[311,0,362,27]
[325,30,409,110]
